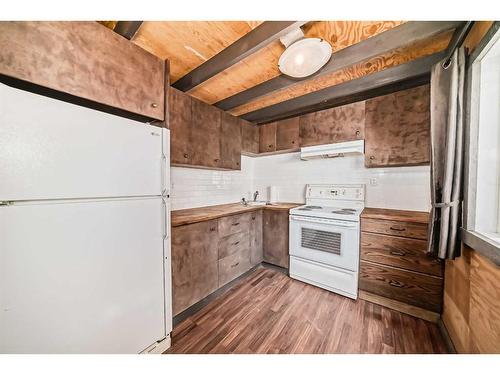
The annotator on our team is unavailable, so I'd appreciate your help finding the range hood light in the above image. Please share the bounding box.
[300,140,364,160]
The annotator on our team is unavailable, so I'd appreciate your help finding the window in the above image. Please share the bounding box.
[466,27,500,247]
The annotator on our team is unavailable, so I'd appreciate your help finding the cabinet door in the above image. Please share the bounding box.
[263,209,289,268]
[220,112,242,170]
[365,84,430,167]
[191,99,221,168]
[241,121,259,154]
[250,210,263,266]
[276,117,300,151]
[259,122,277,153]
[171,220,219,315]
[0,22,165,120]
[169,88,192,165]
[299,102,365,147]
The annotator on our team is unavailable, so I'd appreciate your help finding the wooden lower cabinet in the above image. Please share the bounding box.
[359,208,444,320]
[263,209,289,268]
[172,207,292,316]
[249,211,263,265]
[359,261,443,312]
[218,212,252,287]
[171,220,219,316]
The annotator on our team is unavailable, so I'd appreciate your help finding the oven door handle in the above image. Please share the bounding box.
[290,215,358,228]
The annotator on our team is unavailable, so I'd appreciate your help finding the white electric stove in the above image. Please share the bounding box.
[289,184,365,299]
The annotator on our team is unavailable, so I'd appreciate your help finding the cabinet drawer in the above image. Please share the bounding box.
[361,218,428,240]
[361,232,442,276]
[219,231,250,259]
[218,248,251,287]
[218,212,251,237]
[359,261,443,312]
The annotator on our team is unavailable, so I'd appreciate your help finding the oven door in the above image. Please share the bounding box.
[289,215,360,272]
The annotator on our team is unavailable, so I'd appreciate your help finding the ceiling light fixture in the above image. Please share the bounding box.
[278,28,332,79]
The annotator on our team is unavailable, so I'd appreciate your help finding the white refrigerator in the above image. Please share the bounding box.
[0,83,172,353]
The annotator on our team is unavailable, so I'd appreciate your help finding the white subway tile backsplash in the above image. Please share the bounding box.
[171,152,431,212]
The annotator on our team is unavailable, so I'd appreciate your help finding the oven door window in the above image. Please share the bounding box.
[301,227,341,255]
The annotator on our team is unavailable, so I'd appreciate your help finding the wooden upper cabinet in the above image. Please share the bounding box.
[365,84,430,168]
[276,117,300,151]
[191,98,221,168]
[169,88,192,165]
[299,101,365,147]
[0,22,165,120]
[220,112,242,170]
[241,121,259,155]
[259,122,277,153]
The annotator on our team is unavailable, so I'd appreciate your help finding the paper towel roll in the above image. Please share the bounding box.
[268,186,278,203]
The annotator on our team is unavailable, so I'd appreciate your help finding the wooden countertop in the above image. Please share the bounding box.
[171,202,302,227]
[361,207,429,224]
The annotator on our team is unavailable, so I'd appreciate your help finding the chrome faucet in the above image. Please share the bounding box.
[241,197,248,206]
[253,191,259,202]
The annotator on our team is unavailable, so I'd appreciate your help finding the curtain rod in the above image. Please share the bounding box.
[442,21,475,69]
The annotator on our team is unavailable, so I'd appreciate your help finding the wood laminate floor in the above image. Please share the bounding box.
[167,266,448,354]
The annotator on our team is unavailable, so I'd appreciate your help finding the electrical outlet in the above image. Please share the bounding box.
[369,178,378,186]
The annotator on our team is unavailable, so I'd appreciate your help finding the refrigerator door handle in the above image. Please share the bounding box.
[161,197,168,241]
[161,154,167,197]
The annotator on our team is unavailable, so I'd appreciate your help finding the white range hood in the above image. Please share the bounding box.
[300,140,364,160]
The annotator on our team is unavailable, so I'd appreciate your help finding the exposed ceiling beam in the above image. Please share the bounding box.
[172,21,308,92]
[114,21,143,40]
[441,21,475,68]
[216,21,463,111]
[242,51,445,124]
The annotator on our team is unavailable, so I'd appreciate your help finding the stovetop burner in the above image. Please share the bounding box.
[297,205,323,211]
[331,208,357,215]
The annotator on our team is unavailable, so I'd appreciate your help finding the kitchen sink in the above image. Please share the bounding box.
[245,201,267,206]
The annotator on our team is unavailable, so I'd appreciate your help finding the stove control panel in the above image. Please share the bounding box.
[306,184,365,201]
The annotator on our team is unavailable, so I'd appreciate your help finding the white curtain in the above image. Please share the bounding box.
[427,48,466,260]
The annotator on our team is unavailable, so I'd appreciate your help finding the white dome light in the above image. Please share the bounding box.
[278,38,332,78]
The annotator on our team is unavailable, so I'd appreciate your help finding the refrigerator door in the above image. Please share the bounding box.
[0,83,164,201]
[0,198,167,353]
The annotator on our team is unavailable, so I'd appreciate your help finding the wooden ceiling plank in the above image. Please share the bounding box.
[172,21,308,92]
[241,51,445,124]
[114,21,143,40]
[216,21,463,111]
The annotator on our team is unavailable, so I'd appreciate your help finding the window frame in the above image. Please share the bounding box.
[462,22,500,265]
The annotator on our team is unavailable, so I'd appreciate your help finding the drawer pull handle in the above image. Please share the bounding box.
[390,250,406,257]
[390,226,406,232]
[389,280,404,288]
[231,262,240,268]
[232,241,240,246]
[209,227,216,232]
[232,222,240,226]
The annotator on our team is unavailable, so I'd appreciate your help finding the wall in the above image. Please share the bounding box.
[170,156,254,210]
[253,152,431,211]
[443,245,500,353]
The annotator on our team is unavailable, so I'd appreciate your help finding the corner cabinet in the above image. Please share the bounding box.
[365,84,430,168]
[190,98,221,168]
[169,88,242,170]
[263,209,290,268]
